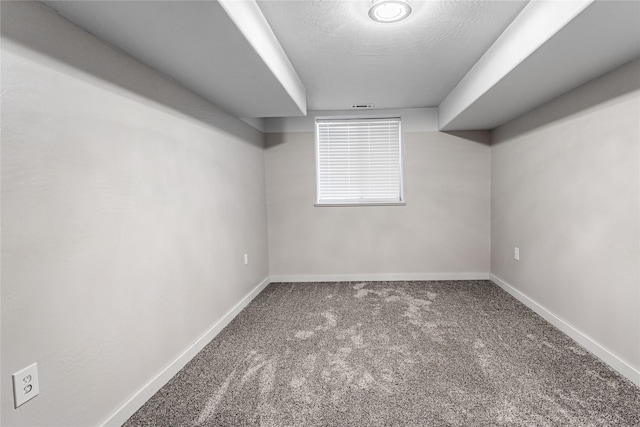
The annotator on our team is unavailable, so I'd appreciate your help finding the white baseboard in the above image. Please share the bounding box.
[100,276,272,427]
[490,274,640,387]
[270,272,490,283]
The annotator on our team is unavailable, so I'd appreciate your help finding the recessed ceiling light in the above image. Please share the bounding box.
[368,0,412,23]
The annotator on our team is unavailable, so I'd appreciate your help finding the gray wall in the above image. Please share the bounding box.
[491,59,640,373]
[1,2,269,426]
[265,131,491,279]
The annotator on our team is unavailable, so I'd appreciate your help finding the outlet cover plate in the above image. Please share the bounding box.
[12,363,40,408]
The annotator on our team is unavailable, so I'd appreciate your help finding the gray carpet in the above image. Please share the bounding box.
[124,281,640,426]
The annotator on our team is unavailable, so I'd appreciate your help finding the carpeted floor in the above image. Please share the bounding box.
[124,281,640,426]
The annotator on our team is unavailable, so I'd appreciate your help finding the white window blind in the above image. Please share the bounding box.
[316,118,404,205]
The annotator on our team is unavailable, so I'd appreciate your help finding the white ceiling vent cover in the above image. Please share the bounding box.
[351,104,375,109]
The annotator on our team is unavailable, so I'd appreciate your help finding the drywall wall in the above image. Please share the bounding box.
[1,2,269,426]
[491,59,640,376]
[265,130,491,280]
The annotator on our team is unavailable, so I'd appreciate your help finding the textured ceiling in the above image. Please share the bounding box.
[258,0,528,110]
[40,0,637,129]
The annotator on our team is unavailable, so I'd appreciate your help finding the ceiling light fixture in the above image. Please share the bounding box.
[368,0,412,23]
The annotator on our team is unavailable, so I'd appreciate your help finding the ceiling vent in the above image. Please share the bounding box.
[351,104,375,109]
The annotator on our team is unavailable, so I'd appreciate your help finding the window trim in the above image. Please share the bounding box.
[314,116,405,207]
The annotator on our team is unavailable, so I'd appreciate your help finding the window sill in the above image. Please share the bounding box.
[314,202,406,207]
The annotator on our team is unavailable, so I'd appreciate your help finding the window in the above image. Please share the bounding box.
[315,117,404,206]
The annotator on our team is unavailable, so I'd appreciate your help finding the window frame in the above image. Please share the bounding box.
[314,116,405,207]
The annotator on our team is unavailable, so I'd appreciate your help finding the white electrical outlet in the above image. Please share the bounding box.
[244,254,249,265]
[12,363,40,408]
[514,247,520,261]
